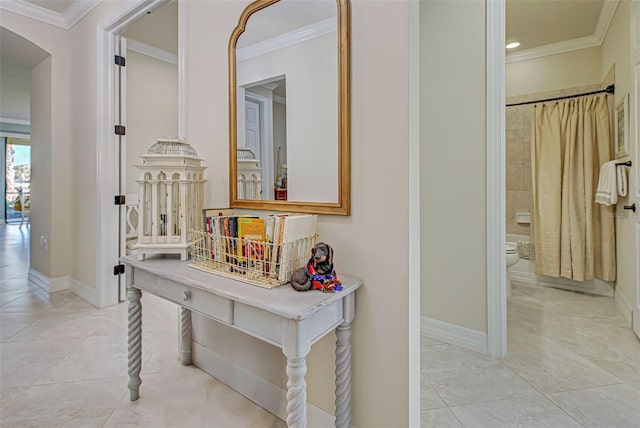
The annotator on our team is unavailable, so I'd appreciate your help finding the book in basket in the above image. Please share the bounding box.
[237,217,265,263]
[278,214,317,281]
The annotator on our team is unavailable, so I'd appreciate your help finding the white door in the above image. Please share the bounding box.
[245,99,262,164]
[631,0,640,339]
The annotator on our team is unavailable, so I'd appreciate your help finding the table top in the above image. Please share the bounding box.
[120,255,362,321]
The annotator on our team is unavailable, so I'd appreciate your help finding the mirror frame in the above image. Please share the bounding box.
[228,0,351,215]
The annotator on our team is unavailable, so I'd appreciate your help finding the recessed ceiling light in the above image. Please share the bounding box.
[506,42,521,49]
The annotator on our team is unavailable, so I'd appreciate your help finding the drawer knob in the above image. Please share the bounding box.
[183,290,191,301]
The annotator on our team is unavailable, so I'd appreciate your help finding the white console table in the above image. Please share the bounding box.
[120,255,361,428]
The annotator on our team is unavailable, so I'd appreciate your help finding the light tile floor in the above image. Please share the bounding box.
[2,224,639,427]
[0,224,285,428]
[422,280,640,428]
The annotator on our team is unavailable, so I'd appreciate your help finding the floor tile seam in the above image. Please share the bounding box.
[545,379,638,396]
[24,340,91,385]
[440,405,467,427]
[0,320,42,342]
[442,389,542,409]
[501,359,626,395]
[543,393,589,427]
[100,383,130,428]
[421,375,449,410]
[446,395,587,428]
[0,292,32,307]
[26,373,129,389]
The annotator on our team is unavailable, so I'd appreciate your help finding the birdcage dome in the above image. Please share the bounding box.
[147,138,198,157]
[237,147,257,160]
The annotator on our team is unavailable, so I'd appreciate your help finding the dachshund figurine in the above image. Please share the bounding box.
[291,242,342,292]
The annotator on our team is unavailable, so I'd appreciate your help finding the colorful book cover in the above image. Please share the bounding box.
[237,217,265,262]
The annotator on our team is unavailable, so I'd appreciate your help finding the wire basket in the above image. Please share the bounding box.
[189,229,317,288]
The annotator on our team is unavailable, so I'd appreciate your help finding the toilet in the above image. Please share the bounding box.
[506,242,519,296]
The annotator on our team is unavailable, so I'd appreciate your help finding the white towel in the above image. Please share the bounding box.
[595,160,617,206]
[617,163,628,197]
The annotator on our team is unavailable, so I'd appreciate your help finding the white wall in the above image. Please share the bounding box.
[3,1,412,425]
[601,0,637,324]
[125,50,178,194]
[187,0,410,425]
[29,56,51,276]
[237,33,338,203]
[506,46,603,97]
[0,57,31,120]
[420,0,488,333]
[1,10,72,280]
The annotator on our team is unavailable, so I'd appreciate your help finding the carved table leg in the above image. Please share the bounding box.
[180,307,192,365]
[335,322,352,428]
[286,356,308,428]
[127,282,142,401]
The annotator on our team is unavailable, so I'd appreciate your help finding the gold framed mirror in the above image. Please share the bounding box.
[228,0,350,215]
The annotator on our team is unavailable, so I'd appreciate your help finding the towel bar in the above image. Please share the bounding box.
[615,161,632,167]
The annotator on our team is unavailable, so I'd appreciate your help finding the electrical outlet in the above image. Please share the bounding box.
[40,235,48,251]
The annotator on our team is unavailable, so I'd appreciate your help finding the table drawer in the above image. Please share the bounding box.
[132,268,158,292]
[234,302,283,346]
[157,278,233,324]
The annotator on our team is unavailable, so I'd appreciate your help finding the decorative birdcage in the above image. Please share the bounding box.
[133,138,206,261]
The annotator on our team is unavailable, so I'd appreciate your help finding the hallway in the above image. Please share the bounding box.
[0,224,285,427]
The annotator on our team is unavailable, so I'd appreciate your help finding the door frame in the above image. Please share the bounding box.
[632,0,640,340]
[486,0,507,358]
[96,0,185,308]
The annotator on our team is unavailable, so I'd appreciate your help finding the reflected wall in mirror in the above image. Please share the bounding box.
[229,0,350,215]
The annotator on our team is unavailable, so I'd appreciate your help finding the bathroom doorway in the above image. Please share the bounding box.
[503,0,640,372]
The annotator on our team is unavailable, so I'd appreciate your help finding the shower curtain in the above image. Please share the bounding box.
[531,94,616,282]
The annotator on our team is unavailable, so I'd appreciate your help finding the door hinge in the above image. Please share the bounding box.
[115,125,126,135]
[113,264,125,275]
[114,195,126,205]
[115,55,126,67]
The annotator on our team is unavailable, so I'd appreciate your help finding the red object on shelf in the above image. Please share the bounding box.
[275,188,287,200]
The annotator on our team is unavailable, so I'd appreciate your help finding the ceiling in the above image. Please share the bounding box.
[506,0,618,61]
[0,27,49,69]
[122,1,178,54]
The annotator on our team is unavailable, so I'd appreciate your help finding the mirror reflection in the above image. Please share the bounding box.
[235,0,338,203]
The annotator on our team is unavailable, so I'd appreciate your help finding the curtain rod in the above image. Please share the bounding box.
[506,84,615,107]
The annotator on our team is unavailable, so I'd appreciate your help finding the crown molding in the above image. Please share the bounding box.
[0,0,101,30]
[127,39,178,65]
[506,0,619,63]
[237,17,336,62]
[593,0,619,44]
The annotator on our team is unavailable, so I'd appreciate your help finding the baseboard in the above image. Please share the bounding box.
[615,289,633,328]
[192,342,334,427]
[50,276,69,292]
[509,271,614,297]
[420,316,488,355]
[68,277,98,307]
[28,267,51,292]
[27,268,97,307]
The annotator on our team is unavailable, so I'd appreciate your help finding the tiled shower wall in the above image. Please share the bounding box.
[505,103,533,235]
